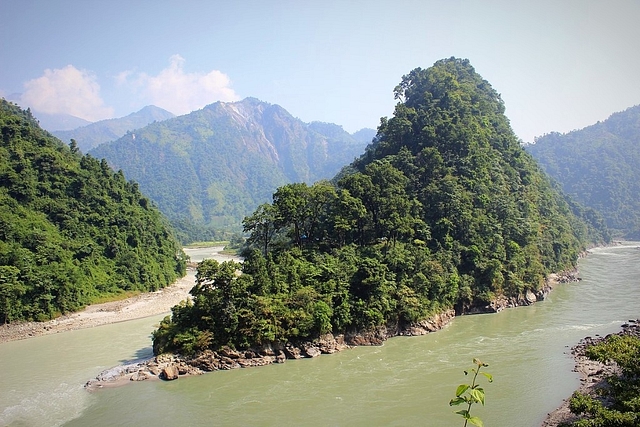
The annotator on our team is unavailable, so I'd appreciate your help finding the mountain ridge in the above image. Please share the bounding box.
[90,98,373,241]
[52,105,175,153]
[526,104,640,238]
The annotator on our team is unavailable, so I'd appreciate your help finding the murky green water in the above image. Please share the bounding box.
[1,244,638,426]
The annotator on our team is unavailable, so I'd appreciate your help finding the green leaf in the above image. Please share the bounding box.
[467,416,484,427]
[455,409,469,417]
[449,397,465,406]
[470,388,485,405]
[456,384,470,397]
[481,372,493,382]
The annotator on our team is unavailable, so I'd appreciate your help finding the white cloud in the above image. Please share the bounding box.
[20,65,114,121]
[120,55,239,114]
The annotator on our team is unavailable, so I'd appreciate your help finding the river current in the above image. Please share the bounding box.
[1,243,638,426]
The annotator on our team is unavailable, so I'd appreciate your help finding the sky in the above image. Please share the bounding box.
[1,0,639,142]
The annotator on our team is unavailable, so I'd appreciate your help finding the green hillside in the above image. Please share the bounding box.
[90,98,371,242]
[0,99,186,323]
[152,58,609,355]
[526,105,640,238]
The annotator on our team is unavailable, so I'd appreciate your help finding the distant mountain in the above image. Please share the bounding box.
[526,105,640,238]
[351,127,377,144]
[33,111,92,131]
[90,98,370,240]
[53,105,175,153]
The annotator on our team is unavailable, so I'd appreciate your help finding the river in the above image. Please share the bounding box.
[0,243,638,426]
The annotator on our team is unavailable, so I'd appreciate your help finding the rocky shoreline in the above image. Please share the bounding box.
[541,319,640,426]
[85,309,457,389]
[0,257,582,392]
[83,268,580,390]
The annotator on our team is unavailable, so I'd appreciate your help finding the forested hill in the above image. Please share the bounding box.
[52,105,175,153]
[152,58,609,356]
[0,99,186,324]
[90,98,372,242]
[526,105,640,238]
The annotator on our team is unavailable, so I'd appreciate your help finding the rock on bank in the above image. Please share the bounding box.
[86,309,456,389]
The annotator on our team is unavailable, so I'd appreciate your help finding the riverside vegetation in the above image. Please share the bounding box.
[152,58,610,357]
[0,99,186,323]
[562,322,640,427]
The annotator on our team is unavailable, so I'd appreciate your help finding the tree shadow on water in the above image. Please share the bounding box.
[119,346,154,365]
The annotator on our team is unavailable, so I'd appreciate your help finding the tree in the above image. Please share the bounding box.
[272,183,310,249]
[243,203,278,256]
[0,266,25,324]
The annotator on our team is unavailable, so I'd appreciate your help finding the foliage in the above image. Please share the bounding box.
[0,99,186,323]
[527,105,640,238]
[90,98,371,242]
[152,58,607,355]
[566,334,640,426]
[450,358,493,427]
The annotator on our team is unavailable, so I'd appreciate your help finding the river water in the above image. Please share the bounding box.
[1,243,638,426]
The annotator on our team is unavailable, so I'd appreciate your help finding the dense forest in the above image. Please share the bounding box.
[90,98,372,243]
[152,58,609,355]
[526,105,640,239]
[0,99,186,323]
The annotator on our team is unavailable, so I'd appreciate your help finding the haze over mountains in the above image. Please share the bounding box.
[526,105,640,239]
[89,98,374,241]
[33,111,92,132]
[52,105,175,152]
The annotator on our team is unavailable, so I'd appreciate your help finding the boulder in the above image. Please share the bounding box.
[177,362,190,375]
[218,357,240,370]
[304,346,321,358]
[284,344,303,359]
[189,350,219,372]
[218,346,241,359]
[147,363,161,376]
[525,290,537,304]
[258,344,276,357]
[130,371,149,381]
[160,365,179,380]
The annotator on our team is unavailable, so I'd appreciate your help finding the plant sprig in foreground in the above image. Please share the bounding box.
[450,358,493,427]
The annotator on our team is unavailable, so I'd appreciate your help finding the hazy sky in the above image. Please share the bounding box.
[1,0,639,142]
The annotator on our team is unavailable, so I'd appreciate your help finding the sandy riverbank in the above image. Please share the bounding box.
[0,270,196,344]
[0,246,243,344]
